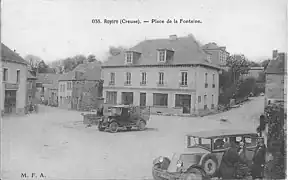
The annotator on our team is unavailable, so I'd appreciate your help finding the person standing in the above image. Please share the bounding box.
[251,139,266,179]
[219,140,247,179]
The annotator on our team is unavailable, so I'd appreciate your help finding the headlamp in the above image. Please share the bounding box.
[159,156,164,163]
[176,160,183,168]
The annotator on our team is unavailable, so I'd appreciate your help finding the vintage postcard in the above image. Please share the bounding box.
[1,0,287,179]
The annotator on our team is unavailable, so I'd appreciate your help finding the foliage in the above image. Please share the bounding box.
[258,103,286,179]
[87,54,97,62]
[108,46,126,56]
[248,61,261,67]
[226,54,250,83]
[218,84,237,105]
[62,54,86,72]
[25,54,42,70]
[236,77,256,99]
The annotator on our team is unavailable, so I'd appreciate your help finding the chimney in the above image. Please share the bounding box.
[169,35,177,40]
[272,50,278,59]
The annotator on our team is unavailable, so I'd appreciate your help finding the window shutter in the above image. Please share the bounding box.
[178,71,182,84]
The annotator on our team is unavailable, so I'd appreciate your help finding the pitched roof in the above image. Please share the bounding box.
[27,70,37,79]
[1,43,28,65]
[59,61,102,81]
[37,73,60,84]
[202,42,220,50]
[265,53,286,74]
[103,36,220,70]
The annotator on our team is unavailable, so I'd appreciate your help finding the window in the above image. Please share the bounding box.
[198,96,201,103]
[106,91,117,104]
[67,82,72,89]
[110,72,115,85]
[281,79,284,84]
[16,70,20,83]
[3,68,8,81]
[63,84,66,91]
[125,72,131,85]
[141,72,147,85]
[126,52,132,63]
[212,74,215,88]
[180,71,188,86]
[153,93,168,106]
[205,73,208,88]
[204,95,207,109]
[158,50,166,62]
[211,95,214,109]
[158,72,164,85]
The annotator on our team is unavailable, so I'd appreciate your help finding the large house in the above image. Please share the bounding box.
[265,50,287,106]
[58,61,103,111]
[202,42,230,67]
[1,43,28,115]
[26,69,37,104]
[36,73,60,105]
[102,35,221,115]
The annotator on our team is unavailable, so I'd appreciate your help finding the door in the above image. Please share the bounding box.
[140,93,146,107]
[122,92,133,105]
[175,94,191,114]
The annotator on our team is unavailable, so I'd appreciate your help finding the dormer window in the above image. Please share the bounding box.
[125,52,133,64]
[158,50,167,62]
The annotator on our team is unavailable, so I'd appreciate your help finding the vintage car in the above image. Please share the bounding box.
[152,129,263,180]
[98,105,150,133]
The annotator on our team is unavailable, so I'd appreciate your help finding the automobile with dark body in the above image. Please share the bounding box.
[152,129,263,180]
[98,105,150,133]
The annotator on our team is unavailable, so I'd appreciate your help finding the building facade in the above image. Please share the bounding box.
[26,70,37,104]
[58,62,103,111]
[102,35,220,115]
[202,42,230,67]
[1,43,28,115]
[35,73,60,105]
[265,50,287,106]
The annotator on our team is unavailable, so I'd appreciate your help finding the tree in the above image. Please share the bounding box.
[226,54,250,83]
[108,46,126,56]
[61,54,87,72]
[87,54,97,62]
[236,77,256,98]
[37,60,49,73]
[24,54,42,71]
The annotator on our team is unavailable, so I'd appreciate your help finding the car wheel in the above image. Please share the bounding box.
[109,122,118,133]
[138,120,146,131]
[200,154,218,177]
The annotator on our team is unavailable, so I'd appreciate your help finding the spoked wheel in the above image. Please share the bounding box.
[138,120,146,131]
[109,122,118,133]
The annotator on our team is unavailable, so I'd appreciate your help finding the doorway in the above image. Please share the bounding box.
[122,92,133,105]
[140,93,146,107]
[175,94,191,114]
[4,90,17,114]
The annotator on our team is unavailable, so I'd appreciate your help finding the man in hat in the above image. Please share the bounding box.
[219,139,247,179]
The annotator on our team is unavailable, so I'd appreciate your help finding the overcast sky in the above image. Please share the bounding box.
[2,0,287,62]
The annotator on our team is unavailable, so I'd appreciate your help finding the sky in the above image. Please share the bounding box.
[2,0,287,63]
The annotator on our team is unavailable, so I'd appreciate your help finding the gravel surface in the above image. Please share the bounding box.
[1,97,264,180]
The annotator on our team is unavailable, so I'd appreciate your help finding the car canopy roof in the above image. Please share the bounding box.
[186,129,258,139]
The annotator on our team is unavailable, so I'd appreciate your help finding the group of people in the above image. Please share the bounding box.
[218,137,266,179]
